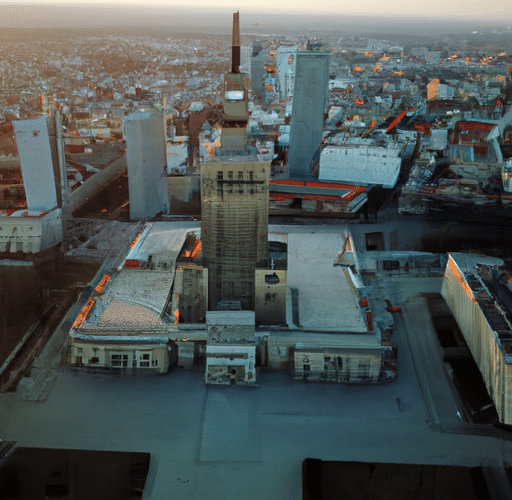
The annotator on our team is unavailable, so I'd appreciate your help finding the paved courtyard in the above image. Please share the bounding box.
[2,273,512,499]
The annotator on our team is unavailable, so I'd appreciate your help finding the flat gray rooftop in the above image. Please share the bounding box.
[126,222,191,264]
[286,231,367,332]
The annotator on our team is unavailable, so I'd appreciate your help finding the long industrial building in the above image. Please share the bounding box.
[441,253,512,425]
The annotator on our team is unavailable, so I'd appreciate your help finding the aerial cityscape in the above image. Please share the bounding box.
[1,3,512,499]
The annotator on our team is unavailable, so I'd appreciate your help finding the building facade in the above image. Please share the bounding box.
[67,223,191,374]
[276,46,297,101]
[204,310,257,385]
[201,159,270,311]
[0,209,63,254]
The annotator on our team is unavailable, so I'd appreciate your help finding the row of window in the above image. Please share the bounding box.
[216,187,258,195]
[75,348,155,368]
[111,352,154,368]
[217,170,254,181]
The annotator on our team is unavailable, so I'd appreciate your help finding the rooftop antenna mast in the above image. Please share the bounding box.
[231,11,240,74]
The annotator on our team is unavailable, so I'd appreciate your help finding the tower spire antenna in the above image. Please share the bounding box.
[231,11,240,74]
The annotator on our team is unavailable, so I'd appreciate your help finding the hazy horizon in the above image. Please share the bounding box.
[0,4,511,35]
[1,1,511,17]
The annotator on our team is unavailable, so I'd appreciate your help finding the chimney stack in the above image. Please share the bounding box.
[231,11,240,74]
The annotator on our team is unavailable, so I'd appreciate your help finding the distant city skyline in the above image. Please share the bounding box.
[0,2,511,28]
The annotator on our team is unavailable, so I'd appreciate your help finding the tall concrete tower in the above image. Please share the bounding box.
[288,50,330,178]
[221,12,249,152]
[13,115,58,211]
[250,42,267,99]
[231,11,241,74]
[201,158,270,311]
[123,111,170,220]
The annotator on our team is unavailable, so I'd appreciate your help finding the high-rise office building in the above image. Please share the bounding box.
[13,115,58,211]
[250,43,267,99]
[201,158,270,311]
[123,111,169,220]
[288,50,330,178]
[276,46,298,101]
[239,44,252,78]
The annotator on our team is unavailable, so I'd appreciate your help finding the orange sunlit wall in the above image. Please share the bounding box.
[427,78,440,100]
[73,298,97,329]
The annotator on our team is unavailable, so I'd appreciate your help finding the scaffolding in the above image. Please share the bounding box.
[201,160,270,310]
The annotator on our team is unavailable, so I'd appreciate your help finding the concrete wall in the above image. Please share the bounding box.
[166,175,198,204]
[206,310,255,343]
[220,126,247,151]
[294,347,381,383]
[255,269,287,325]
[68,155,126,213]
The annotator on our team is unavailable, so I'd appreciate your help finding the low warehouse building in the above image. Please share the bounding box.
[68,223,395,384]
[441,253,512,425]
[68,223,190,373]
